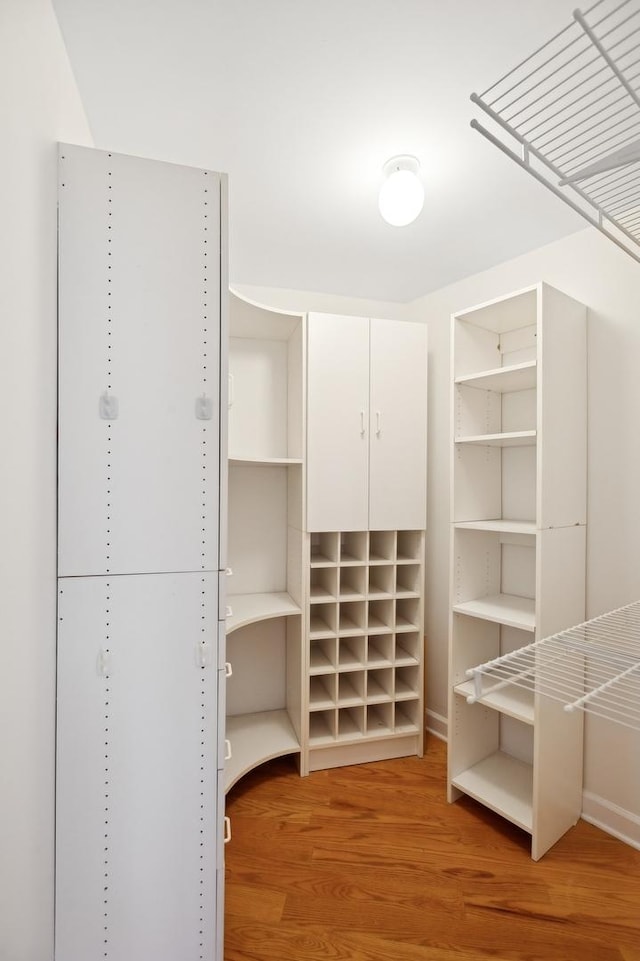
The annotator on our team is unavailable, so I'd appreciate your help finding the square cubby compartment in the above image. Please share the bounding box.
[309,710,336,744]
[310,566,338,603]
[367,598,393,634]
[338,636,366,671]
[338,706,365,741]
[310,637,338,675]
[367,667,393,703]
[368,565,394,598]
[309,602,337,638]
[395,665,420,701]
[395,632,421,666]
[367,635,393,668]
[394,699,421,734]
[337,671,365,707]
[396,597,420,631]
[309,674,336,711]
[339,566,366,600]
[366,702,393,737]
[369,530,395,564]
[310,531,339,567]
[397,531,421,563]
[338,600,365,635]
[395,564,421,597]
[340,531,367,565]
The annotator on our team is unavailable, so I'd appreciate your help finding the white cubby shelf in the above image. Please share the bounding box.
[306,529,425,771]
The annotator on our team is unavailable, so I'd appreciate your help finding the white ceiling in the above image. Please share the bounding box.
[52,0,588,303]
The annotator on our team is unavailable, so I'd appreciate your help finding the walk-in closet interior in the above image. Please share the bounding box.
[4,1,640,960]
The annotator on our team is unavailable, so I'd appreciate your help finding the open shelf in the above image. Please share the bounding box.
[454,519,536,535]
[455,431,536,448]
[452,594,535,632]
[228,456,303,466]
[455,360,537,393]
[225,710,300,792]
[226,592,301,634]
[454,679,534,725]
[451,751,533,834]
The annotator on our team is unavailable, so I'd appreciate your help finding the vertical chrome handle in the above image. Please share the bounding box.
[224,816,232,844]
[376,411,381,436]
[360,410,366,436]
[225,661,233,678]
[225,739,232,761]
[228,373,234,408]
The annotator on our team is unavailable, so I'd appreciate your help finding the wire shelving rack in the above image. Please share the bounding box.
[465,600,640,731]
[472,0,640,265]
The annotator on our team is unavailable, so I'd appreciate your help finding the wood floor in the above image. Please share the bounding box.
[224,735,640,961]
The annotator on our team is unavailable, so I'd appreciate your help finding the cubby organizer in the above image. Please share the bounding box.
[448,283,588,861]
[307,530,424,772]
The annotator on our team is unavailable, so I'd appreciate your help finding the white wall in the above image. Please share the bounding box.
[409,226,640,843]
[0,3,92,958]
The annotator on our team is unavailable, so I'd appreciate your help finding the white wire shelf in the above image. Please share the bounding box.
[464,600,640,730]
[471,0,640,267]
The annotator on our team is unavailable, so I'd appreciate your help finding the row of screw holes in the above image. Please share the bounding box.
[104,157,113,958]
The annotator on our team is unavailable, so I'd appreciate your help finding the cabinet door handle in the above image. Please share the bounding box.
[224,816,232,844]
[225,739,232,761]
[376,411,381,436]
[228,373,234,408]
[225,661,233,678]
[360,410,366,436]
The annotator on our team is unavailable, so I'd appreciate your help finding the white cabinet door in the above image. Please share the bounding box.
[58,145,221,577]
[56,572,220,961]
[369,320,428,530]
[306,313,369,531]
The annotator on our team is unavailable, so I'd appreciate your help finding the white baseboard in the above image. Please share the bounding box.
[581,790,640,851]
[425,709,447,741]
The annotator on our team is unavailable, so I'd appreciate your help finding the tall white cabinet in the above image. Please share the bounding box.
[56,145,227,959]
[305,313,428,771]
[448,283,587,860]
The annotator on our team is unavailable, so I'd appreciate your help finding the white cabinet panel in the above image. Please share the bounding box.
[58,145,221,577]
[307,313,369,531]
[56,572,220,961]
[369,319,428,530]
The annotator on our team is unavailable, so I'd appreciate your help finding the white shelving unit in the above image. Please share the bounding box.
[306,529,425,772]
[448,282,588,860]
[225,291,306,789]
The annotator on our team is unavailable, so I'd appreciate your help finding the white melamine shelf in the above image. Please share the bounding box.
[309,614,336,639]
[310,648,334,675]
[455,430,536,448]
[454,679,534,725]
[229,455,303,466]
[226,592,301,634]
[309,677,336,711]
[451,751,533,833]
[395,645,420,667]
[394,709,421,735]
[455,360,537,393]
[453,594,535,632]
[225,710,300,792]
[310,554,337,568]
[395,615,420,632]
[309,586,336,602]
[336,678,362,707]
[340,552,365,566]
[454,519,536,535]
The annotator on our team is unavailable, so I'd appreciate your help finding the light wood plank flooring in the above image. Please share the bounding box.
[224,735,640,961]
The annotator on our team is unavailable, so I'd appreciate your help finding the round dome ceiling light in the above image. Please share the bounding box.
[378,155,424,227]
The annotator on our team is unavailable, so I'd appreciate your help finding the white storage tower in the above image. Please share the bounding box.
[55,145,227,960]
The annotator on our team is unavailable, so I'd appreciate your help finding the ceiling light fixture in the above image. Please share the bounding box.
[378,155,424,227]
